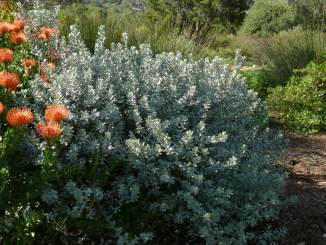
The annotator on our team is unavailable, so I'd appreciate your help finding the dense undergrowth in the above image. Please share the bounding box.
[267,52,326,134]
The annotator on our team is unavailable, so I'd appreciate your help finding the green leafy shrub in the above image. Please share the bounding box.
[0,0,16,21]
[241,68,272,99]
[267,56,326,134]
[240,0,297,37]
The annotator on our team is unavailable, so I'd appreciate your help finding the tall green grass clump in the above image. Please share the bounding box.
[243,28,325,85]
[259,28,324,84]
[58,3,217,57]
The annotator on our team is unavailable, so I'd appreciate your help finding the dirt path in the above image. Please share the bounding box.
[280,132,326,245]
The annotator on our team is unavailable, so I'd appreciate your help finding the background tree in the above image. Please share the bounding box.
[240,0,297,37]
[290,0,326,31]
[147,0,253,36]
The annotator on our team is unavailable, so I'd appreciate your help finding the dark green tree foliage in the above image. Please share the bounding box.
[240,0,297,37]
[290,0,326,31]
[147,0,253,35]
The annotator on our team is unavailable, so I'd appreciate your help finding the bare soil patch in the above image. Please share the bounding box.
[280,132,326,245]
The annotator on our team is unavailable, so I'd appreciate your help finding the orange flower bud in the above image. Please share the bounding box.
[10,31,28,45]
[37,27,58,41]
[48,50,60,60]
[6,107,34,126]
[39,61,56,83]
[47,61,56,70]
[37,32,47,41]
[40,27,57,37]
[0,48,13,64]
[45,104,69,122]
[22,58,37,75]
[0,102,4,114]
[37,121,61,139]
[12,19,25,31]
[0,21,13,34]
[0,71,20,91]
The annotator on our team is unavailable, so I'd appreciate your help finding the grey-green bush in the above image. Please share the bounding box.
[0,2,287,244]
[25,24,288,243]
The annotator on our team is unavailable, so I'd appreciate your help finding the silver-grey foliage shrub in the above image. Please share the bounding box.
[24,23,288,243]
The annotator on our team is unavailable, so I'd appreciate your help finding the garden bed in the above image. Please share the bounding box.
[281,132,326,244]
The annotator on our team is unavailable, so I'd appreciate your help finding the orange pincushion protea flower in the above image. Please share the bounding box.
[22,58,37,75]
[0,102,4,114]
[37,27,58,41]
[36,121,61,139]
[40,27,57,36]
[0,71,20,91]
[0,48,13,64]
[0,21,13,34]
[48,50,60,60]
[39,61,56,83]
[37,32,47,41]
[46,61,56,70]
[12,19,25,32]
[45,104,69,122]
[6,107,34,126]
[10,31,28,45]
[22,58,37,68]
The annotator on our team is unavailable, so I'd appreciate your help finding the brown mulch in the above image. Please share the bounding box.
[280,132,326,245]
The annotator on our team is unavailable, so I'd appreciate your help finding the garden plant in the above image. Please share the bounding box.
[0,1,290,244]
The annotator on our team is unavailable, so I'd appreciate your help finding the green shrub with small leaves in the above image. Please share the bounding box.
[240,0,297,37]
[267,54,326,134]
[241,68,272,99]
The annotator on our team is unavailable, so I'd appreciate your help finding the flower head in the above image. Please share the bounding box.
[22,58,37,75]
[45,104,69,122]
[0,21,13,34]
[37,32,47,41]
[37,27,58,41]
[0,71,20,91]
[0,102,4,114]
[10,31,28,45]
[37,121,61,139]
[12,19,25,32]
[39,61,56,83]
[0,48,13,64]
[6,107,33,126]
[48,50,60,60]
